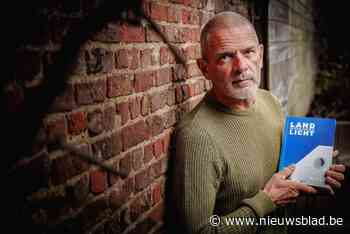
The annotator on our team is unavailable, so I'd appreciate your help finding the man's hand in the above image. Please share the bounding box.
[324,150,346,195]
[263,166,317,205]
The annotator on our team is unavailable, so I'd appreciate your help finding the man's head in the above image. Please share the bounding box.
[198,11,263,106]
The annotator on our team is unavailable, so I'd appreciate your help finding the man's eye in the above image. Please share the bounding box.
[219,55,232,63]
[244,49,256,57]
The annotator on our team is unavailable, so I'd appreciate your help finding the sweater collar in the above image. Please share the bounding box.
[205,93,258,116]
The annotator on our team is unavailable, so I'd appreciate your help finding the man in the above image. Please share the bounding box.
[171,11,345,234]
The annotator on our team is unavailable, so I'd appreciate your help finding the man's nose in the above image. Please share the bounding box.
[232,52,248,74]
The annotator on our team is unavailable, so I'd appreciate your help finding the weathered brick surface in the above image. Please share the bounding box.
[134,70,155,92]
[67,111,86,135]
[11,0,229,233]
[107,73,133,97]
[51,150,89,185]
[87,109,104,136]
[85,48,114,74]
[90,169,107,194]
[122,120,150,150]
[76,80,106,105]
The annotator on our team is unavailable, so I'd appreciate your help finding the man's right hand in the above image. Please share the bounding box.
[263,166,317,205]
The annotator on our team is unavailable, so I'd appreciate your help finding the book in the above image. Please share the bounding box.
[278,116,336,188]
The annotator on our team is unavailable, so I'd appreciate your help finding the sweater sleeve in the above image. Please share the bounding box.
[172,125,276,234]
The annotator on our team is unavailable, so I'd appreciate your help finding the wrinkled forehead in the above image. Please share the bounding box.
[208,26,259,51]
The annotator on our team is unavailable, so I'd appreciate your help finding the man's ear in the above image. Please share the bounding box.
[197,58,209,79]
[258,44,264,69]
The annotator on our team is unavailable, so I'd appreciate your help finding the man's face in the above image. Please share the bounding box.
[199,26,263,101]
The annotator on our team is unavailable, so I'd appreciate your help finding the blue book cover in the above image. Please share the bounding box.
[278,116,336,188]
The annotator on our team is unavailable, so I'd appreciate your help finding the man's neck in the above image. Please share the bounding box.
[210,90,256,111]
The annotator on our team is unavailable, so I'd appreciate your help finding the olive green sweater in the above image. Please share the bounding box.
[172,89,286,234]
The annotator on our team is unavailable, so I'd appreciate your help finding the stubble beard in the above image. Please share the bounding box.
[229,83,258,100]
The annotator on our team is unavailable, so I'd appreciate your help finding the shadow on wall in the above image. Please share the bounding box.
[5,0,188,232]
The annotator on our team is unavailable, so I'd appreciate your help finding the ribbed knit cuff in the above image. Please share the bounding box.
[240,190,276,217]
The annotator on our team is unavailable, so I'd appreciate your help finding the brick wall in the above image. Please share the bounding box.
[8,1,253,234]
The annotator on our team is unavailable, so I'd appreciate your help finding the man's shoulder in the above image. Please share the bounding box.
[257,88,282,110]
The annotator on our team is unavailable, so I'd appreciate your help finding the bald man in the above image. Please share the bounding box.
[170,11,345,234]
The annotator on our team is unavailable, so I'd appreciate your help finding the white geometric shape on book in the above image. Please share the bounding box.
[290,145,333,188]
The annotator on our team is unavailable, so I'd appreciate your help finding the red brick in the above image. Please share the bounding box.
[144,143,154,164]
[129,97,141,120]
[149,202,164,223]
[168,6,180,23]
[46,115,67,144]
[188,83,195,97]
[184,44,201,60]
[181,27,192,42]
[163,25,182,43]
[90,169,107,194]
[182,84,190,101]
[192,27,201,42]
[107,73,133,98]
[150,2,168,22]
[104,105,116,131]
[152,183,163,205]
[117,101,130,125]
[134,71,154,92]
[146,115,164,137]
[182,9,191,24]
[111,131,122,156]
[116,22,145,42]
[132,148,144,171]
[150,90,167,113]
[85,48,114,74]
[120,153,132,178]
[116,49,129,69]
[141,49,153,68]
[135,169,150,191]
[129,48,140,70]
[163,109,176,129]
[92,23,118,42]
[67,111,86,135]
[51,149,90,185]
[167,87,176,106]
[108,160,119,186]
[69,173,90,207]
[146,27,162,42]
[92,136,115,160]
[129,193,152,221]
[173,64,187,81]
[156,67,172,86]
[153,138,163,158]
[87,109,104,136]
[175,86,183,103]
[150,160,162,179]
[123,177,135,196]
[141,95,150,116]
[159,47,169,65]
[122,120,150,151]
[109,182,130,210]
[76,79,106,105]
